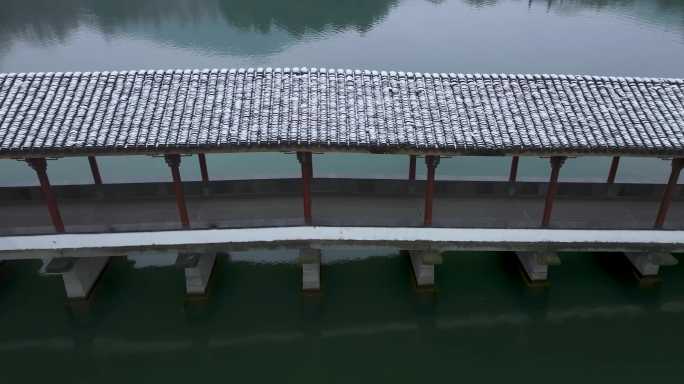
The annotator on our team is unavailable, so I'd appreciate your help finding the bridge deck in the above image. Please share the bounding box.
[1,179,683,236]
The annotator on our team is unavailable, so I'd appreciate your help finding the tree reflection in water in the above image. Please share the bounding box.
[1,0,682,46]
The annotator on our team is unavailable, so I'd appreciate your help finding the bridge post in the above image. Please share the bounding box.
[424,155,440,226]
[198,153,209,183]
[41,256,110,299]
[87,156,103,185]
[541,156,566,227]
[164,154,190,229]
[26,158,65,233]
[607,156,620,184]
[297,152,313,225]
[655,158,684,228]
[299,248,321,291]
[176,252,216,296]
[409,250,442,288]
[623,252,678,278]
[515,251,561,283]
[509,156,519,182]
[408,155,417,181]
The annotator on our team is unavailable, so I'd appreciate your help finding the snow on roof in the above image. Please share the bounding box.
[0,68,682,158]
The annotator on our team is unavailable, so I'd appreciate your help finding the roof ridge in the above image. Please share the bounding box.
[1,68,682,85]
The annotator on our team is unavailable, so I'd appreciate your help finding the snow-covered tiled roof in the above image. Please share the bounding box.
[0,67,682,158]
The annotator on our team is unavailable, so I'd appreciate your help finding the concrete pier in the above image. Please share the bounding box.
[623,252,678,277]
[41,256,110,299]
[299,248,321,291]
[409,251,442,287]
[176,253,216,296]
[515,252,561,282]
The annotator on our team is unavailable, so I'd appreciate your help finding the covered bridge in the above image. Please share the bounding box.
[0,67,683,233]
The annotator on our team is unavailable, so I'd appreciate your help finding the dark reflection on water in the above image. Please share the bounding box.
[2,0,684,43]
[217,0,398,35]
[0,0,399,52]
[1,0,684,73]
[0,251,683,382]
[1,0,684,185]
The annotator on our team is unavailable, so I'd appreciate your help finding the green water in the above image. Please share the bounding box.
[1,0,684,185]
[2,1,684,381]
[2,251,684,382]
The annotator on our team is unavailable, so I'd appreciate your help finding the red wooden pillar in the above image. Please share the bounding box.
[509,156,520,182]
[26,158,65,233]
[307,153,313,180]
[198,153,209,183]
[297,152,313,225]
[607,156,620,184]
[88,156,103,185]
[408,155,417,181]
[424,155,440,226]
[541,156,566,228]
[164,154,190,228]
[654,158,684,229]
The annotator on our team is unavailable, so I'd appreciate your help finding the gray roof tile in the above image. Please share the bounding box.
[0,68,682,157]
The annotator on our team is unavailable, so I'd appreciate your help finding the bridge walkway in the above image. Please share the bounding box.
[1,179,682,236]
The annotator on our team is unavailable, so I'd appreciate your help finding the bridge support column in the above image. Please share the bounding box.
[26,158,65,233]
[654,158,683,228]
[41,257,110,299]
[424,155,440,226]
[541,156,566,227]
[516,252,561,283]
[88,156,103,185]
[176,252,216,296]
[198,153,209,183]
[624,252,678,278]
[299,248,321,291]
[509,156,519,182]
[297,152,313,225]
[164,154,190,228]
[607,156,620,184]
[409,250,442,287]
[409,155,417,181]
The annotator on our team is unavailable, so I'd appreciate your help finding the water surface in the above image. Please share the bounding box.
[2,0,684,185]
[1,250,684,382]
[2,0,683,76]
